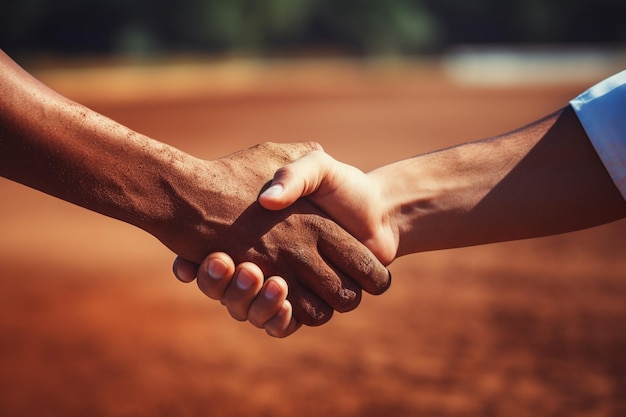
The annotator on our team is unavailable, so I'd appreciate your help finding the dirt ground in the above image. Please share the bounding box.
[1,59,625,417]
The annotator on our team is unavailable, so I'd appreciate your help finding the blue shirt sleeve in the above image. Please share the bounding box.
[570,70,626,201]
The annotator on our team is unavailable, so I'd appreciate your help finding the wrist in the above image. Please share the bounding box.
[371,144,503,256]
[365,167,403,264]
[133,150,225,261]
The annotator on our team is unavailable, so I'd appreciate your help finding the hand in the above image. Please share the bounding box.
[174,254,299,338]
[258,150,399,265]
[0,48,389,328]
[153,143,391,326]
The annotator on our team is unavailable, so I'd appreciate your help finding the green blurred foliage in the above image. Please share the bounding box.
[1,0,624,57]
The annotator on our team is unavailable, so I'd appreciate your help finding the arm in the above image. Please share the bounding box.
[195,75,626,333]
[374,106,626,255]
[0,50,391,328]
[0,49,207,242]
[258,106,626,261]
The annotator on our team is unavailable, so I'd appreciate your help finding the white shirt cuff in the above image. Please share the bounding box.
[570,70,626,201]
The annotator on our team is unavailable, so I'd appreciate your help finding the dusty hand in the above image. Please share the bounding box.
[155,143,390,326]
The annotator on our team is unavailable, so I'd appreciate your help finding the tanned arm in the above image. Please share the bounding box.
[0,50,391,327]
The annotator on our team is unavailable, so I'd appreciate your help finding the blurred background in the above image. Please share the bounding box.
[1,1,626,416]
[3,0,626,57]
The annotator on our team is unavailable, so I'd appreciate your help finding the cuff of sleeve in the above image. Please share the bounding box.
[570,70,626,201]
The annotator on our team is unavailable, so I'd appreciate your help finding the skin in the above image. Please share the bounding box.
[0,49,391,333]
[176,252,298,337]
[180,105,626,334]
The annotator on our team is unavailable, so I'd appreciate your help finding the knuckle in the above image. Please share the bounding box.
[296,305,333,327]
[273,165,294,182]
[227,308,248,322]
[353,253,390,295]
[249,318,265,329]
[265,323,289,338]
[196,277,215,299]
[258,141,276,151]
[265,329,285,338]
[356,252,376,276]
[333,288,362,313]
[304,140,323,152]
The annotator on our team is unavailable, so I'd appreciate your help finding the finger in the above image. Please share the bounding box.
[259,151,332,211]
[319,223,392,296]
[248,276,289,328]
[222,263,265,321]
[264,300,302,338]
[196,252,236,300]
[287,279,334,327]
[306,263,363,314]
[172,256,199,283]
[287,248,362,317]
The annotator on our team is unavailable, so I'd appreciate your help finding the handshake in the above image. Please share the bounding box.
[165,141,394,338]
[0,49,393,339]
[3,49,624,340]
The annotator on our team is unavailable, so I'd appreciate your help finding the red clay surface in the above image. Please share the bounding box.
[1,60,625,417]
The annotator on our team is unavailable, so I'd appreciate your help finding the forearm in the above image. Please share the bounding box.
[372,106,626,255]
[0,50,205,239]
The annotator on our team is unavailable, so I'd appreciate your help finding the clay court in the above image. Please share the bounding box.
[1,58,625,416]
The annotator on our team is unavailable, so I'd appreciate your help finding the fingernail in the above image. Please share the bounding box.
[261,184,283,199]
[208,258,228,280]
[264,281,281,300]
[236,269,255,290]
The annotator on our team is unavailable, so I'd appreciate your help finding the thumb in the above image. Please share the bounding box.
[259,151,331,210]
